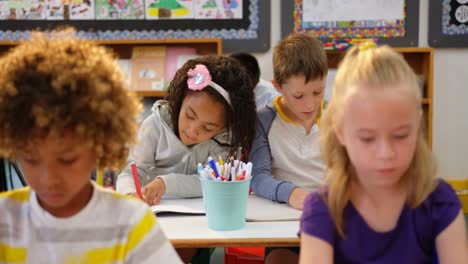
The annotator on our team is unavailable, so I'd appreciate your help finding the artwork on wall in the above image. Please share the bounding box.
[429,0,468,47]
[95,0,145,19]
[281,0,419,47]
[0,0,243,20]
[0,0,46,19]
[46,0,95,20]
[0,0,270,52]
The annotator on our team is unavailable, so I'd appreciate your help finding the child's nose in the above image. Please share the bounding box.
[305,97,319,109]
[40,165,62,187]
[376,139,396,160]
[188,126,200,137]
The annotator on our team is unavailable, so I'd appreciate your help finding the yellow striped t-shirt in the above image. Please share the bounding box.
[0,183,181,264]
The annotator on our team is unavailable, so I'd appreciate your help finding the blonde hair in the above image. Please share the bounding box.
[320,45,437,237]
[0,31,141,170]
[273,33,328,86]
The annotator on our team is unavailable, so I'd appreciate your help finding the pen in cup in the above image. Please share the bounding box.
[208,156,220,178]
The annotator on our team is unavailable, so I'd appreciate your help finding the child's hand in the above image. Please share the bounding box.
[142,178,166,206]
[288,188,310,210]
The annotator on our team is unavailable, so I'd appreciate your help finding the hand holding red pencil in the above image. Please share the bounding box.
[142,178,166,206]
[130,162,144,200]
[130,162,166,205]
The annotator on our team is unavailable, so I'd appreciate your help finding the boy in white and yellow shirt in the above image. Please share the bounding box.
[0,30,181,263]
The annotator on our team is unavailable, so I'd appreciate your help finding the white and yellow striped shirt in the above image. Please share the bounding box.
[0,184,182,264]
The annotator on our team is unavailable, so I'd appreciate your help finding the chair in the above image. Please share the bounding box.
[224,247,265,264]
[0,159,26,192]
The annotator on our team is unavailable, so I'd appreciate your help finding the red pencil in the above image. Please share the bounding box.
[130,162,144,199]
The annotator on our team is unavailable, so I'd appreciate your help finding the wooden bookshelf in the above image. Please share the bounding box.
[326,47,434,148]
[96,38,223,59]
[0,38,223,98]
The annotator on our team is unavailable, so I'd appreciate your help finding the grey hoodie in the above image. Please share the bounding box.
[116,100,231,197]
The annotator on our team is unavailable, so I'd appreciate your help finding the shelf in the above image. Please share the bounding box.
[97,38,222,59]
[0,38,222,99]
[134,91,166,98]
[0,38,222,55]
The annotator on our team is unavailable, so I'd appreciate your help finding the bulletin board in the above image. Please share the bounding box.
[281,0,419,47]
[429,0,468,47]
[0,0,270,52]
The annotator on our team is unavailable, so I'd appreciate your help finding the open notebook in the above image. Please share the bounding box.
[151,197,205,215]
[151,195,302,221]
[246,195,302,222]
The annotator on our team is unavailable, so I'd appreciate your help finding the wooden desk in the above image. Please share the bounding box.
[158,215,300,248]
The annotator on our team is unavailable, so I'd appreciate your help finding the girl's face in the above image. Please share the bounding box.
[335,84,421,190]
[17,133,96,217]
[178,92,226,145]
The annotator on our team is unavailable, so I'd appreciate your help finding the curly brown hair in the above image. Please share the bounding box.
[166,55,256,158]
[0,32,141,170]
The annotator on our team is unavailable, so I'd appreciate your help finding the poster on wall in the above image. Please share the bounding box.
[0,0,270,52]
[0,0,46,20]
[194,0,243,19]
[95,0,144,20]
[281,0,420,47]
[145,0,194,19]
[46,0,94,20]
[429,0,468,47]
[143,0,243,20]
[0,0,243,20]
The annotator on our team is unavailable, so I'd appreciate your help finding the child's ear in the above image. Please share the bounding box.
[334,121,346,146]
[272,79,282,93]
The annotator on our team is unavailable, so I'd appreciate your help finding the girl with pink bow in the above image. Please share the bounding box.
[117,55,256,204]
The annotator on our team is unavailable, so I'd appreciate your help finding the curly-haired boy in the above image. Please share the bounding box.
[0,32,181,263]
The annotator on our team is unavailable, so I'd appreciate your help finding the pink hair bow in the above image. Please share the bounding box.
[187,64,232,106]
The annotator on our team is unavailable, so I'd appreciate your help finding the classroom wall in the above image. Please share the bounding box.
[253,0,468,179]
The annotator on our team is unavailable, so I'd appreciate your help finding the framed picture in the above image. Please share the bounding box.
[281,0,419,47]
[429,0,468,47]
[0,0,270,52]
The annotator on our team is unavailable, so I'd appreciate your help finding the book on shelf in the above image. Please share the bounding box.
[114,45,202,93]
[164,47,198,82]
[163,52,199,88]
[131,46,167,91]
[118,59,132,87]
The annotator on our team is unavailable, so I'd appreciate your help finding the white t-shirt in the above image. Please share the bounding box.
[0,183,182,263]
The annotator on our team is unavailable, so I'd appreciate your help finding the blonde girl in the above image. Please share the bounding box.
[299,44,468,264]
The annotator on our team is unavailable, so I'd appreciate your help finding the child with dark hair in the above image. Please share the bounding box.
[230,52,280,109]
[116,54,257,263]
[116,55,256,202]
[0,31,181,263]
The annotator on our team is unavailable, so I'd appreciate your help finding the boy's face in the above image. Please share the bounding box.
[178,91,226,146]
[335,84,420,190]
[274,75,325,126]
[17,133,96,217]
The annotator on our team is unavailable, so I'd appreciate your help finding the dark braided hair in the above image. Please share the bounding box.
[166,55,256,158]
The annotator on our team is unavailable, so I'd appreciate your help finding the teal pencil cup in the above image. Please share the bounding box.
[200,177,251,231]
